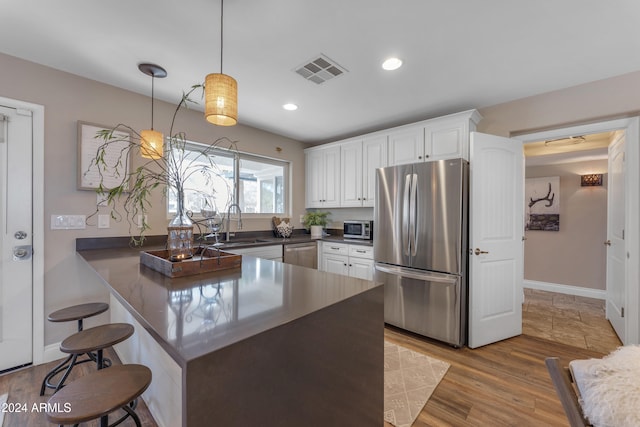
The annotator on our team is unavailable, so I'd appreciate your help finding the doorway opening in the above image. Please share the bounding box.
[516,117,640,345]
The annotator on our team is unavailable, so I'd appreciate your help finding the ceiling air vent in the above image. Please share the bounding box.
[294,54,347,85]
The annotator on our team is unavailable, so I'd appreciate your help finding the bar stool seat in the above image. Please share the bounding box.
[46,364,152,427]
[40,302,110,395]
[48,323,134,394]
[48,302,109,329]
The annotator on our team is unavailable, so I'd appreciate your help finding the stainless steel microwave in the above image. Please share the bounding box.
[344,220,373,240]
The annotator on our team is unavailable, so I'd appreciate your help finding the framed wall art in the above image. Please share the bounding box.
[525,176,560,231]
[77,121,132,191]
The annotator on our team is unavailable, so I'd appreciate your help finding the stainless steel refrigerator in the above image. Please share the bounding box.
[374,158,468,347]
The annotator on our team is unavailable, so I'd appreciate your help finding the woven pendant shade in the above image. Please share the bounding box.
[205,73,238,126]
[140,129,164,159]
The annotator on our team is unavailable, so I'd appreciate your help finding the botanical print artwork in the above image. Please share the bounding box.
[526,176,560,231]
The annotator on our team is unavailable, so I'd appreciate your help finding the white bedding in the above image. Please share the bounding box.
[569,345,640,427]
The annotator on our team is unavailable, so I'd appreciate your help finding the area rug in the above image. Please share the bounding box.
[0,393,7,426]
[384,341,450,427]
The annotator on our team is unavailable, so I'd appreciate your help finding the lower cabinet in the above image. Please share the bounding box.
[319,242,374,280]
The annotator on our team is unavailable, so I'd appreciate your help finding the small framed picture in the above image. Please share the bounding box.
[77,121,132,191]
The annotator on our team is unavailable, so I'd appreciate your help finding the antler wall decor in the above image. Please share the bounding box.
[529,182,555,208]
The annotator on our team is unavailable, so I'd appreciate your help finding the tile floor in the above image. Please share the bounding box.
[523,288,622,354]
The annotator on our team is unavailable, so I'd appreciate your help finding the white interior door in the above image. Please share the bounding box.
[606,132,626,342]
[0,105,33,371]
[468,132,524,349]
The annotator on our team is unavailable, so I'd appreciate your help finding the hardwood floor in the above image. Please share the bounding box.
[384,289,621,426]
[0,289,621,426]
[0,348,158,427]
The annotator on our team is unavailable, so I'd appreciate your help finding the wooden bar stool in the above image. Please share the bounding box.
[40,302,109,395]
[47,323,134,394]
[46,364,152,427]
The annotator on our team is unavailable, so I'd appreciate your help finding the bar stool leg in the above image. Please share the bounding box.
[54,353,79,393]
[40,354,73,396]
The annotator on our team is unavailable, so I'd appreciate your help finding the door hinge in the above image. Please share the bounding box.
[621,307,625,318]
[622,229,625,240]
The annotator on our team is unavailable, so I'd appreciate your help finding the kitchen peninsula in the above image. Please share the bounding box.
[76,237,384,427]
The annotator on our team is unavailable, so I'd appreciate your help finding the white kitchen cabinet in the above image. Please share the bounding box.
[322,253,350,275]
[319,241,374,280]
[387,125,424,166]
[305,145,341,208]
[388,110,482,165]
[340,135,387,208]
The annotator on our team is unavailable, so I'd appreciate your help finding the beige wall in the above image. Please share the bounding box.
[0,53,307,347]
[478,70,640,138]
[478,70,640,293]
[524,160,608,289]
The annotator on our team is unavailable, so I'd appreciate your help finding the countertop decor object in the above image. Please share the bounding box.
[140,247,241,278]
[85,83,237,250]
[303,211,330,239]
[276,220,294,238]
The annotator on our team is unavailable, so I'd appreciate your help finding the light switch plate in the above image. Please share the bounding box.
[98,214,110,229]
[51,214,86,230]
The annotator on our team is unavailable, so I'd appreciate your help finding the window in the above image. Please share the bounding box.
[168,141,289,217]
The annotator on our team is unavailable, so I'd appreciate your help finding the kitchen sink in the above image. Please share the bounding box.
[216,239,273,247]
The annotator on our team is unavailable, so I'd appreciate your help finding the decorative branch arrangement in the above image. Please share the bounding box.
[86,84,237,246]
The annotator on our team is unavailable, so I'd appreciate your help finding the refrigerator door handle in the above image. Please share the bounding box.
[402,174,412,256]
[410,173,418,256]
[375,263,459,284]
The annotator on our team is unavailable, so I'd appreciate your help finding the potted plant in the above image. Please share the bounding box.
[302,211,330,238]
[87,84,236,259]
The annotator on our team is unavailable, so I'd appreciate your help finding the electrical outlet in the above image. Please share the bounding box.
[299,214,305,223]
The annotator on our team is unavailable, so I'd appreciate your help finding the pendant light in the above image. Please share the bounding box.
[138,63,167,159]
[204,0,238,126]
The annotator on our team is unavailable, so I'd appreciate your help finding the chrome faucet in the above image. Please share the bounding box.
[225,203,243,241]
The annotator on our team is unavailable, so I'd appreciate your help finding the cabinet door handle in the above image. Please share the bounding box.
[331,246,341,250]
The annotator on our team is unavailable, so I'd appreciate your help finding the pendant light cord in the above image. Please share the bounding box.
[220,0,224,74]
[151,75,155,130]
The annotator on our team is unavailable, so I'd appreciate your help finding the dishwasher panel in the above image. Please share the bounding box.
[283,242,318,269]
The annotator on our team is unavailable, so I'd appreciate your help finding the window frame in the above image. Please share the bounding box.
[166,140,291,220]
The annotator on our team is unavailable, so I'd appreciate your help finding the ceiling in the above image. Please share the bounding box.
[524,132,613,165]
[2,1,640,144]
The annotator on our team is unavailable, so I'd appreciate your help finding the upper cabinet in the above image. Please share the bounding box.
[305,109,481,208]
[305,145,341,208]
[340,135,388,207]
[388,110,482,166]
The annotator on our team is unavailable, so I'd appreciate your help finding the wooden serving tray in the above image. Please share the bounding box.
[140,247,242,278]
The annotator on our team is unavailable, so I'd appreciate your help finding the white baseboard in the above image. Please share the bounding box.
[524,280,606,300]
[42,343,65,364]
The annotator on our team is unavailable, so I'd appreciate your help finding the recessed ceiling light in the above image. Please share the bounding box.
[382,57,403,71]
[283,103,298,111]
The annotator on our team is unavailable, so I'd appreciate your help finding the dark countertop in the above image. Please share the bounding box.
[77,246,381,368]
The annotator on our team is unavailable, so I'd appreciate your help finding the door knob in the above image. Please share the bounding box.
[604,240,612,246]
[13,245,32,260]
[474,248,489,255]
